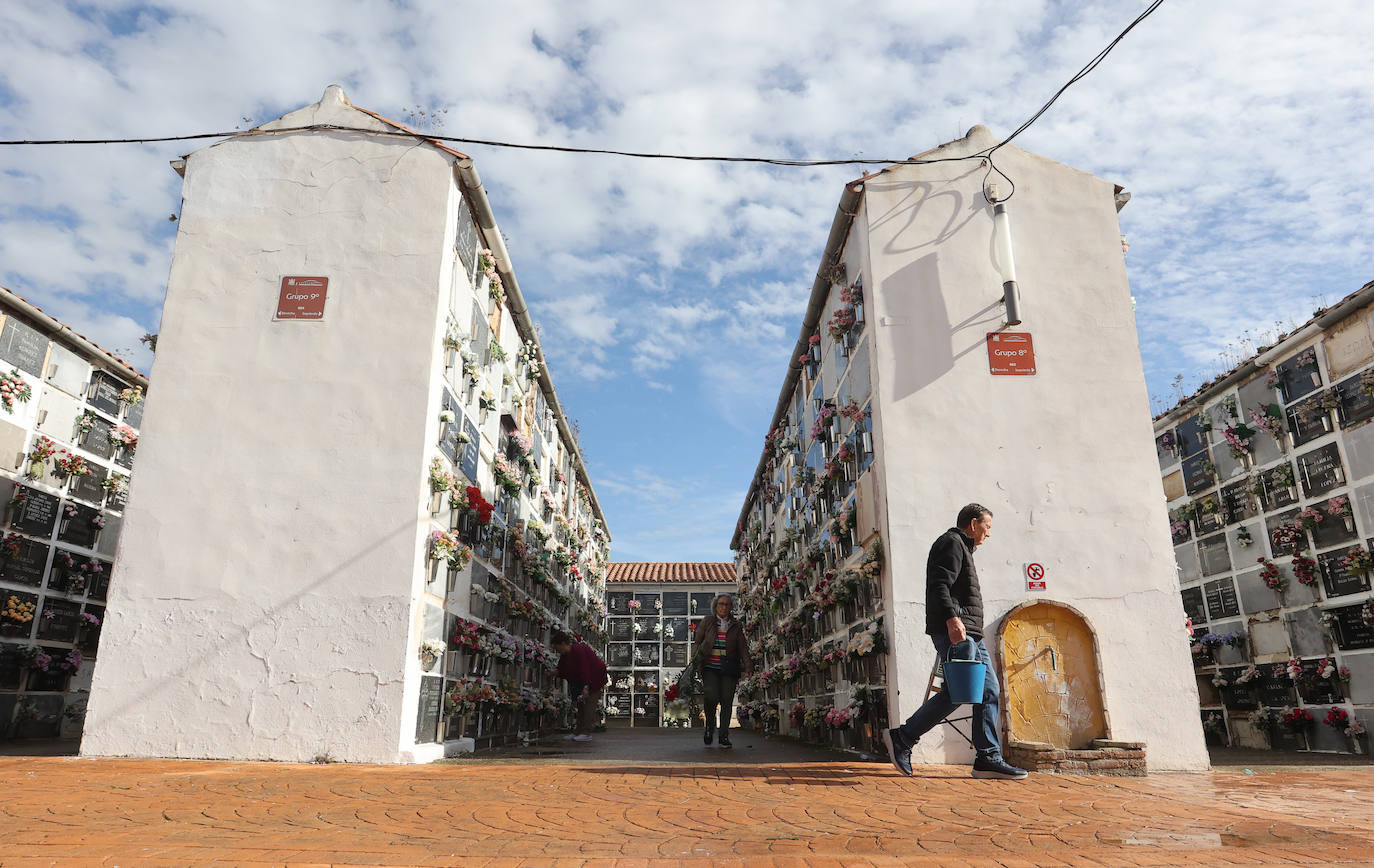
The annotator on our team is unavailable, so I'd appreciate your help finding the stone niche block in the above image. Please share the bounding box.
[1211,620,1247,665]
[1230,715,1268,749]
[0,418,26,471]
[1306,712,1351,752]
[1236,569,1282,613]
[45,343,91,398]
[1239,377,1284,465]
[95,515,121,556]
[1214,441,1247,482]
[1163,470,1185,502]
[1287,608,1330,658]
[1354,482,1374,535]
[1342,412,1374,481]
[1342,654,1374,705]
[36,389,80,442]
[1195,673,1220,706]
[1175,543,1201,584]
[1249,617,1291,658]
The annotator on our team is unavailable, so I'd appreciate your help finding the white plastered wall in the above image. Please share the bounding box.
[82,87,454,763]
[865,127,1208,770]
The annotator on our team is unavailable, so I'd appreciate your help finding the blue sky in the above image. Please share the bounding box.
[2,1,1372,562]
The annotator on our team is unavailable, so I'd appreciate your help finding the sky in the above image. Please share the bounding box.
[1,1,1372,562]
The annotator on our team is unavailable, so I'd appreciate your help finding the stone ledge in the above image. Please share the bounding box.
[1007,740,1148,777]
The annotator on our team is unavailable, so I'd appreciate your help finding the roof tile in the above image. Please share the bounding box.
[606,562,736,585]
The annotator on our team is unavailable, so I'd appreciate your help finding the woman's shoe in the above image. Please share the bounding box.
[703,725,715,745]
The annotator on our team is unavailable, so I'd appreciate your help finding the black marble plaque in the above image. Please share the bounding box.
[631,643,660,666]
[113,443,135,470]
[1296,660,1344,705]
[0,589,38,639]
[605,691,631,717]
[1298,443,1345,498]
[608,618,632,641]
[1181,587,1207,623]
[1219,669,1259,710]
[86,560,111,600]
[124,396,144,428]
[1336,374,1374,429]
[1319,545,1371,598]
[607,643,632,667]
[78,603,104,656]
[0,643,23,689]
[1182,452,1217,497]
[36,598,79,643]
[1,539,49,587]
[105,474,129,511]
[458,418,480,484]
[1196,506,1224,536]
[689,592,715,617]
[663,617,689,641]
[456,197,480,281]
[661,591,688,615]
[1275,352,1323,404]
[12,694,63,735]
[1311,510,1357,549]
[663,642,689,666]
[0,317,48,375]
[1285,398,1332,448]
[69,464,107,505]
[1262,465,1299,510]
[1329,604,1374,650]
[1171,515,1192,545]
[13,488,59,537]
[415,675,443,743]
[1204,578,1240,619]
[79,416,114,460]
[88,374,125,417]
[1221,480,1258,524]
[606,592,633,615]
[1265,509,1304,557]
[1257,665,1296,707]
[57,502,99,548]
[438,390,461,463]
[25,649,68,692]
[1176,413,1211,458]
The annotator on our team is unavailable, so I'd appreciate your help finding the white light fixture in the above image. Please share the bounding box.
[992,201,1022,326]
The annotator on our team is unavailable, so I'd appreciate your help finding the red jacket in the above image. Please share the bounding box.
[557,641,607,689]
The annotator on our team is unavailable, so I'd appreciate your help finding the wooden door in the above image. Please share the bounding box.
[1001,603,1106,749]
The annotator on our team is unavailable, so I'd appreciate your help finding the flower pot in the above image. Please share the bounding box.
[420,651,439,672]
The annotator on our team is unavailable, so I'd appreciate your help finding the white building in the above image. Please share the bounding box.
[732,126,1209,772]
[0,288,145,742]
[1153,279,1374,755]
[81,86,610,764]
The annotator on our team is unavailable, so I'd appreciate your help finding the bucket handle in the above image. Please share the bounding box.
[945,639,980,664]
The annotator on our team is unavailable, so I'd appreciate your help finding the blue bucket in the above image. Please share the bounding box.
[943,641,986,704]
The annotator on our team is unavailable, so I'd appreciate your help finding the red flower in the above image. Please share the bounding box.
[465,486,494,524]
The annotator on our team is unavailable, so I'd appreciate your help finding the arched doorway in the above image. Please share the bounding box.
[999,602,1107,749]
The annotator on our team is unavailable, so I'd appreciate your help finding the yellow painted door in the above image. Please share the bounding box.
[1001,603,1106,749]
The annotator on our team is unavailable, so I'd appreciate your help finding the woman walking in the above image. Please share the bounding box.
[692,594,751,748]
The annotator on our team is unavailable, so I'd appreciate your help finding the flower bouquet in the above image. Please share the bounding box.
[118,386,144,406]
[53,452,90,478]
[0,370,32,413]
[1324,706,1350,732]
[1280,706,1314,733]
[108,425,138,449]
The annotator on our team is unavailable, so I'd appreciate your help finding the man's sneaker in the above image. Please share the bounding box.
[882,728,913,776]
[718,731,732,749]
[572,734,592,742]
[703,725,715,746]
[971,756,1028,780]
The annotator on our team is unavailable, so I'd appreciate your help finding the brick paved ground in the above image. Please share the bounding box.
[3,729,1374,866]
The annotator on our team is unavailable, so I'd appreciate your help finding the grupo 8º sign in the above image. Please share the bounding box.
[986,331,1035,375]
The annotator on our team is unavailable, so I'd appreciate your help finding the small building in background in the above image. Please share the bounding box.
[604,562,736,727]
[0,287,146,742]
[1154,279,1374,756]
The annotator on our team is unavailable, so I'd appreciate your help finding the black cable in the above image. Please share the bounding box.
[0,0,1165,175]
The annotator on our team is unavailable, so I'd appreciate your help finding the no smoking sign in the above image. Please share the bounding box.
[1024,562,1046,591]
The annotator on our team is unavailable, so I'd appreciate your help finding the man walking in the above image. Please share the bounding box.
[883,504,1028,780]
[553,630,607,742]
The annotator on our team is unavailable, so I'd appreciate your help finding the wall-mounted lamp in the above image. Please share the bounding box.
[992,201,1023,326]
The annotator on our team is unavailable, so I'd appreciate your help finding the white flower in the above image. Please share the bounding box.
[439,410,455,423]
[421,639,445,656]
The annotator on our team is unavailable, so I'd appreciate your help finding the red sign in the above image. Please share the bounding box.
[1025,562,1046,591]
[275,276,329,320]
[987,331,1035,375]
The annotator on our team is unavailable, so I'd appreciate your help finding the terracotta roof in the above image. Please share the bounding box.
[606,562,737,585]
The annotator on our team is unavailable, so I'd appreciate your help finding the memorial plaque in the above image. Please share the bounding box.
[57,502,99,548]
[662,591,688,615]
[607,643,632,667]
[37,597,80,643]
[1257,665,1296,707]
[86,560,112,600]
[631,643,660,666]
[1176,413,1210,458]
[1319,545,1370,598]
[1221,480,1258,524]
[1171,516,1192,545]
[1267,723,1305,751]
[458,417,480,484]
[0,539,49,588]
[124,396,144,429]
[663,642,688,666]
[663,616,689,641]
[1195,506,1223,536]
[414,675,443,743]
[0,643,23,689]
[1262,464,1299,510]
[69,463,107,505]
[1182,452,1217,497]
[1265,509,1303,557]
[1275,352,1322,404]
[455,198,479,282]
[105,474,129,511]
[88,373,125,417]
[605,692,631,718]
[79,416,114,459]
[1337,374,1374,429]
[12,694,62,737]
[689,592,715,617]
[1285,398,1332,448]
[0,589,38,639]
[1219,668,1259,710]
[1203,578,1240,619]
[1296,660,1344,705]
[12,488,59,537]
[1298,443,1345,498]
[1329,603,1374,650]
[633,592,660,610]
[0,317,49,376]
[78,603,104,656]
[1198,534,1231,576]
[26,650,68,692]
[608,618,632,641]
[1156,429,1178,467]
[438,390,461,463]
[606,592,632,615]
[1181,587,1207,623]
[113,442,135,470]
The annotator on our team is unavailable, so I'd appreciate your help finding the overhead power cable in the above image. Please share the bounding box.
[0,1,1164,172]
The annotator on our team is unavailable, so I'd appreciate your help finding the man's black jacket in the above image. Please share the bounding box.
[925,528,985,639]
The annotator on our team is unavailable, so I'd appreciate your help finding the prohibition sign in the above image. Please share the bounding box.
[1025,562,1046,591]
